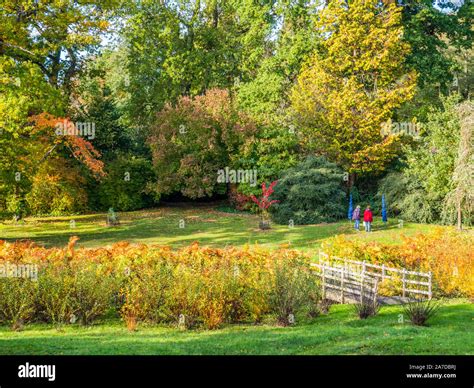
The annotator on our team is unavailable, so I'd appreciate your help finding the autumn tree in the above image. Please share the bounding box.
[20,113,105,215]
[0,1,117,215]
[148,89,255,200]
[291,0,417,185]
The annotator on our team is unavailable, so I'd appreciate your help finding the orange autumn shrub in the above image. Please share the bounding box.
[0,239,319,330]
[397,229,474,298]
[322,228,474,298]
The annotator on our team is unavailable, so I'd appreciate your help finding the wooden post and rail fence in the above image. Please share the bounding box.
[311,251,432,304]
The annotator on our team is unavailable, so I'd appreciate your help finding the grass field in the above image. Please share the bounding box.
[0,300,471,355]
[0,205,471,356]
[0,204,447,251]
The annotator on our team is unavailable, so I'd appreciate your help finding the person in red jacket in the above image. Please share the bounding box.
[363,205,373,232]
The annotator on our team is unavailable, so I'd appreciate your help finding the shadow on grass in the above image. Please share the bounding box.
[0,302,471,356]
[1,214,350,250]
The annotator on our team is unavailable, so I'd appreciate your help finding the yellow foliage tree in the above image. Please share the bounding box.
[291,0,417,182]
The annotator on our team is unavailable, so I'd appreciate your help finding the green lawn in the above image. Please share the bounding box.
[0,300,471,355]
[0,206,471,356]
[0,204,447,251]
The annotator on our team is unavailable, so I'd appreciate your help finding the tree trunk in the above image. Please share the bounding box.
[348,172,356,192]
[213,4,219,28]
[457,204,462,231]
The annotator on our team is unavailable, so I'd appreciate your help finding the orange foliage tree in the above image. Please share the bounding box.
[31,113,105,178]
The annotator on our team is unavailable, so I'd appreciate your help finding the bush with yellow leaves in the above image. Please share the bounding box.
[322,229,473,298]
[0,240,321,330]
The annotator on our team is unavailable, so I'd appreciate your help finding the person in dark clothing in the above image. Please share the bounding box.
[352,205,361,231]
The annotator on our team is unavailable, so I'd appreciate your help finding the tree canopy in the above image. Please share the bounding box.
[0,0,472,227]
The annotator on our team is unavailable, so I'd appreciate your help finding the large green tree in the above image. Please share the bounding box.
[270,156,347,225]
[0,0,119,94]
[71,52,156,211]
[378,95,472,225]
[400,0,473,90]
[122,0,275,126]
[234,1,319,196]
[237,0,318,121]
[444,100,474,228]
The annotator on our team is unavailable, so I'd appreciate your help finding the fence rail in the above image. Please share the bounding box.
[317,251,432,299]
[310,262,379,304]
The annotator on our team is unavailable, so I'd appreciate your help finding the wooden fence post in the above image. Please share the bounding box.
[402,269,406,298]
[373,279,379,305]
[428,272,432,300]
[322,264,326,299]
[340,268,345,303]
[360,271,365,303]
[382,264,385,280]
